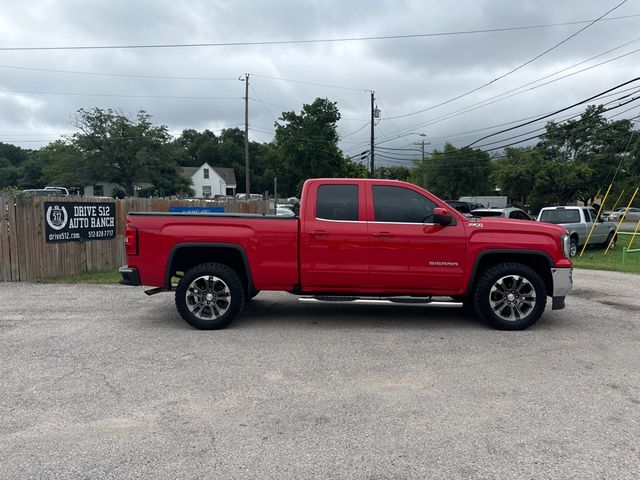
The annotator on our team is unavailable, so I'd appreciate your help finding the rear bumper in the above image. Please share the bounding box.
[119,266,141,286]
[551,267,572,310]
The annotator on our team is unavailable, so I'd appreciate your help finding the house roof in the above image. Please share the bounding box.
[181,166,199,178]
[181,164,237,187]
[213,167,237,187]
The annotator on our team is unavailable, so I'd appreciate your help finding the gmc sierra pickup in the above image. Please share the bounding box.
[120,178,573,330]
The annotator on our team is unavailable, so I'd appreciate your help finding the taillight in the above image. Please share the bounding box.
[125,224,138,256]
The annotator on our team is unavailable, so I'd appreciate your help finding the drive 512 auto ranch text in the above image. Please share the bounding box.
[44,202,116,243]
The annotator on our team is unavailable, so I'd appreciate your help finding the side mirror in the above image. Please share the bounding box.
[433,207,453,226]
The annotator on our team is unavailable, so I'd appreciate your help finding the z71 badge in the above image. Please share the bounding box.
[468,223,484,228]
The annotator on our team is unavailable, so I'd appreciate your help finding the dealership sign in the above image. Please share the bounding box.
[44,202,116,243]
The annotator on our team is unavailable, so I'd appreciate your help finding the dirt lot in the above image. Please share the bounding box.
[1,269,639,479]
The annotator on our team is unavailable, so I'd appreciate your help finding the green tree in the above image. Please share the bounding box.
[39,140,86,187]
[72,108,187,197]
[274,98,349,195]
[424,143,491,199]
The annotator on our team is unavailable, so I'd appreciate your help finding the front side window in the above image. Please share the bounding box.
[316,184,359,221]
[373,185,436,223]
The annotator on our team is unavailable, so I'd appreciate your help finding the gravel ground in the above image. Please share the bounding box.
[1,269,639,479]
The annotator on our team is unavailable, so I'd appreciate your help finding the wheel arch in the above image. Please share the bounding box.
[465,250,553,298]
[165,243,254,293]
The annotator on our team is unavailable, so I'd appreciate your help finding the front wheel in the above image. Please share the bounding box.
[473,263,547,330]
[569,237,578,257]
[175,263,245,330]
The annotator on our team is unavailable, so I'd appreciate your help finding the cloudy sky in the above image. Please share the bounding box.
[0,0,638,166]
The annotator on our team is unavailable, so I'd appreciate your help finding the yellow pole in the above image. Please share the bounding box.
[579,183,612,257]
[609,189,625,214]
[627,217,640,250]
[605,186,639,255]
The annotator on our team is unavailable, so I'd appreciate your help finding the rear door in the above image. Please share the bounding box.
[299,181,369,291]
[365,184,466,293]
[587,207,609,243]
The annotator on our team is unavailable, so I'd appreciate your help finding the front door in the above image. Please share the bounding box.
[366,184,466,293]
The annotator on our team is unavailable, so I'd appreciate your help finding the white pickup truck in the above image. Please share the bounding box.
[537,206,616,256]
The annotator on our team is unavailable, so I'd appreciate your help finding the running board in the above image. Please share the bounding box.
[298,296,463,308]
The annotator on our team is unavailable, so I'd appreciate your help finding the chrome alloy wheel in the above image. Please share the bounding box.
[489,275,536,322]
[185,275,231,320]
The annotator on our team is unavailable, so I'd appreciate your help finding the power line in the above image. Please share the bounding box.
[0,64,237,81]
[467,75,640,146]
[384,0,630,121]
[2,13,639,51]
[376,39,640,142]
[0,87,242,100]
[251,73,367,92]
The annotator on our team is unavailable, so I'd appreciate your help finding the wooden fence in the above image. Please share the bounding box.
[0,195,268,282]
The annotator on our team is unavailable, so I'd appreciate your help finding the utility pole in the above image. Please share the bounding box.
[420,140,426,189]
[241,73,250,194]
[413,133,428,189]
[370,91,375,178]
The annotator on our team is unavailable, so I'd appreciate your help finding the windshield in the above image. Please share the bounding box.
[539,209,580,224]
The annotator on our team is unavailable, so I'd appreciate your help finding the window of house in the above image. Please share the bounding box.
[202,186,212,197]
[316,184,359,221]
[203,168,209,179]
[93,184,104,196]
[372,185,436,223]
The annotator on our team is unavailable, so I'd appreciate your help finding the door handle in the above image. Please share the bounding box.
[372,231,393,238]
[311,229,329,238]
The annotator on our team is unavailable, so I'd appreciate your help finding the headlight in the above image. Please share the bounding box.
[561,233,570,258]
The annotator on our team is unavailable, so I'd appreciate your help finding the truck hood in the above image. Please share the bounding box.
[468,217,568,236]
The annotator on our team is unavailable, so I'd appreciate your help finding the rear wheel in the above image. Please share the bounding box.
[175,263,245,330]
[473,263,547,330]
[605,232,616,250]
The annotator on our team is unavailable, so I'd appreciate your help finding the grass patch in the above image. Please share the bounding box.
[37,269,121,284]
[573,244,640,274]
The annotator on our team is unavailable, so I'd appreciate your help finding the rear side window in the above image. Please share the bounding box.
[316,184,359,221]
[373,185,436,223]
[539,209,581,224]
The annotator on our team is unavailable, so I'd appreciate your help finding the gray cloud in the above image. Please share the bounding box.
[0,0,638,163]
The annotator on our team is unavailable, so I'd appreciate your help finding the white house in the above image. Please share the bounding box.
[182,163,237,198]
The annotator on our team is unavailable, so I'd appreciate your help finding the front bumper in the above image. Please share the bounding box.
[551,267,572,310]
[119,266,141,286]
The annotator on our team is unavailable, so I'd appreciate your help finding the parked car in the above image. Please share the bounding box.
[445,200,484,214]
[471,207,533,220]
[44,186,69,196]
[21,189,66,197]
[276,206,295,217]
[120,178,573,331]
[537,206,616,256]
[609,207,640,222]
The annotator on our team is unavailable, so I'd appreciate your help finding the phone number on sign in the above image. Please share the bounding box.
[88,229,115,238]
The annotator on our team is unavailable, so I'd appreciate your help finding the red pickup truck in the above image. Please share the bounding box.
[120,178,572,330]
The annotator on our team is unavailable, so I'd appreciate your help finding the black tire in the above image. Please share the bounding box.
[605,232,616,250]
[175,263,245,330]
[473,262,547,330]
[569,237,578,257]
